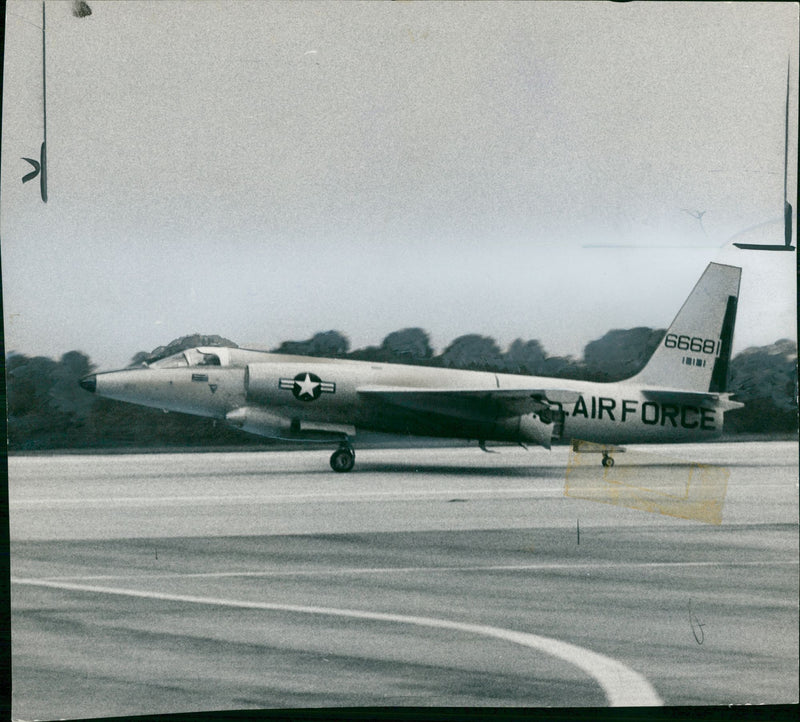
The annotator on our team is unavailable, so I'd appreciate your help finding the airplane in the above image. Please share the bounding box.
[79,262,743,472]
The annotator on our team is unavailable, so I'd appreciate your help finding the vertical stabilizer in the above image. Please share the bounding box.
[628,263,741,392]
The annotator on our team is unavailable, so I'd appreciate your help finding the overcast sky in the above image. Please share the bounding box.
[2,0,797,370]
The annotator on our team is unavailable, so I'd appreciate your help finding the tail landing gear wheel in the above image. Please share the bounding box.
[330,446,355,473]
[601,453,614,468]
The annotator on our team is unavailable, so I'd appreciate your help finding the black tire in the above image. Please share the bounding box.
[602,455,614,468]
[330,447,355,473]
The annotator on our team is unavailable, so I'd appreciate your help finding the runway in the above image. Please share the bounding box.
[9,441,799,717]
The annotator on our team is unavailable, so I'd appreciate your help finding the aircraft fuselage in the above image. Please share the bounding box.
[87,350,725,447]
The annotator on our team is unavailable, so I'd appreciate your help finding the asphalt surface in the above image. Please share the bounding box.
[8,441,799,718]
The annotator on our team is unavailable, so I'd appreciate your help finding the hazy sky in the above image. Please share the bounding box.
[2,0,797,370]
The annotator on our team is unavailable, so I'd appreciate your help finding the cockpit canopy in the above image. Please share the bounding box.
[148,347,230,369]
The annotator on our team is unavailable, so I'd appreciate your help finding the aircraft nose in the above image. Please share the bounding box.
[78,374,97,393]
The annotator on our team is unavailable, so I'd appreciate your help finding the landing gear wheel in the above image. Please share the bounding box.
[330,446,355,473]
[601,453,614,468]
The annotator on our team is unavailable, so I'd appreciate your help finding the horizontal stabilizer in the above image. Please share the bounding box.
[641,388,744,411]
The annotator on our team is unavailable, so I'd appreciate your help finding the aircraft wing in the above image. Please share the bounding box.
[357,386,580,422]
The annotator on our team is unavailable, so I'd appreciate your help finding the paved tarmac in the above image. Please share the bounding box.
[8,441,799,718]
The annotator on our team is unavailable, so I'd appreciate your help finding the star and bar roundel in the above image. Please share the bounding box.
[279,372,336,402]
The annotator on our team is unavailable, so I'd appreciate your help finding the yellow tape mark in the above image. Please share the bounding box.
[565,441,729,525]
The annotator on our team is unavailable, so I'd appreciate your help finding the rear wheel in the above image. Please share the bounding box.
[601,454,614,468]
[330,446,355,473]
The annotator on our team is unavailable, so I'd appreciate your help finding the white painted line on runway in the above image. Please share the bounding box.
[11,576,662,707]
[31,559,800,582]
[10,481,795,507]
[9,487,564,505]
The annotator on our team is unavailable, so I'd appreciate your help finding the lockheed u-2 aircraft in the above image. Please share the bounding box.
[79,262,742,472]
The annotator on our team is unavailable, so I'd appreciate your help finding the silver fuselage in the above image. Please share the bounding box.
[89,348,725,446]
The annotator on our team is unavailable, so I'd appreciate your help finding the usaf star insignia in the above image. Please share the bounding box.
[279,372,336,402]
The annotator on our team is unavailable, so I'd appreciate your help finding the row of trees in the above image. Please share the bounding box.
[273,327,666,381]
[5,328,797,450]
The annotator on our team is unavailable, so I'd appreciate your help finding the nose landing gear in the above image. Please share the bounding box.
[330,444,356,473]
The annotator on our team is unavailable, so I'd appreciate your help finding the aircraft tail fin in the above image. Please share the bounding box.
[628,263,741,393]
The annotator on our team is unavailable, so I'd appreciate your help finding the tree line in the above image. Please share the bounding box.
[5,328,797,451]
